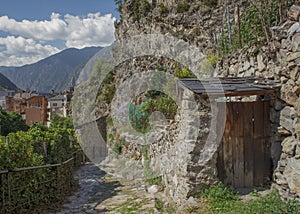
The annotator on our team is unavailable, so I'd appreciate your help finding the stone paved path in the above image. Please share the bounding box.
[55,162,157,214]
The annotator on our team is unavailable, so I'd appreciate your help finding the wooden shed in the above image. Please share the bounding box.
[178,77,280,189]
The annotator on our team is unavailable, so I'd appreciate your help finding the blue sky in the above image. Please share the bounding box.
[0,0,119,66]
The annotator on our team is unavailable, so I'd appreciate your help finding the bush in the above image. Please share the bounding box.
[201,183,300,214]
[177,1,189,13]
[141,0,151,14]
[203,0,218,7]
[0,108,28,136]
[159,3,169,15]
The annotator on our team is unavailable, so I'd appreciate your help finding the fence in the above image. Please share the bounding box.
[0,150,85,213]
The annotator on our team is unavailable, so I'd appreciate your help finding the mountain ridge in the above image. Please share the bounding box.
[0,73,18,91]
[0,46,102,93]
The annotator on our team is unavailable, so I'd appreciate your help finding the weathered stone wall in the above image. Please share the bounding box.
[217,5,300,199]
[116,0,249,55]
[101,0,300,205]
[106,85,221,205]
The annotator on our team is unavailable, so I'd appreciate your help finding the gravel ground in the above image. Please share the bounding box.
[54,162,121,214]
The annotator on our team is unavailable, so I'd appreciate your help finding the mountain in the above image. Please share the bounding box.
[0,72,18,91]
[0,47,102,93]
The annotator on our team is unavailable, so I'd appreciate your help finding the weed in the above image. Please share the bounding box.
[155,198,164,211]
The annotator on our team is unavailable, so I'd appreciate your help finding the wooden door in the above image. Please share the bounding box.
[217,101,271,188]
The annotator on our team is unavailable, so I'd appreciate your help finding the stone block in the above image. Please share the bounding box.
[280,106,297,133]
[290,66,300,80]
[287,52,300,62]
[257,54,266,71]
[295,97,300,117]
[282,136,297,156]
[292,33,300,52]
[284,157,300,197]
[288,5,300,21]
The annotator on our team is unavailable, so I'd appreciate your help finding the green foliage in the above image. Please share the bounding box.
[50,113,74,129]
[94,60,116,105]
[245,191,300,214]
[177,0,189,13]
[0,108,28,136]
[155,198,164,211]
[206,52,218,68]
[131,0,141,21]
[203,0,218,7]
[142,95,178,120]
[218,1,282,56]
[128,103,150,133]
[103,84,116,104]
[202,182,241,213]
[201,183,300,214]
[0,114,79,169]
[175,66,196,78]
[141,0,151,14]
[114,0,124,12]
[0,114,81,213]
[113,138,124,155]
[0,132,44,170]
[159,3,169,15]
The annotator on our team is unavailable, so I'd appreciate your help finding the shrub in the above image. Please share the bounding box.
[177,1,189,13]
[159,3,169,15]
[141,0,151,14]
[203,0,218,7]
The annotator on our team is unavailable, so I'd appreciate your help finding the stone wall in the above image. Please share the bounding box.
[116,0,249,55]
[105,85,221,205]
[100,0,300,205]
[217,5,300,199]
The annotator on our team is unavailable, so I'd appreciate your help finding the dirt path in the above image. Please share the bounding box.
[54,162,156,214]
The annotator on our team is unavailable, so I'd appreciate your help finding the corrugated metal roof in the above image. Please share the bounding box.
[178,77,280,96]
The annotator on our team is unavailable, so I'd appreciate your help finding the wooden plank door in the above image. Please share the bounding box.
[216,101,271,188]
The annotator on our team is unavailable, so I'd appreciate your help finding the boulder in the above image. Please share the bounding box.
[292,33,300,52]
[287,5,300,21]
[282,136,297,156]
[284,157,300,197]
[280,106,297,133]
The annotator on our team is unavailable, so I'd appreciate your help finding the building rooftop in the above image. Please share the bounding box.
[48,95,65,101]
[178,77,280,97]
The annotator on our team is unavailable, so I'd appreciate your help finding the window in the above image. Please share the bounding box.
[53,103,58,107]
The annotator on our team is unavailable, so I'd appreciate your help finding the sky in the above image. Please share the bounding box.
[0,0,120,67]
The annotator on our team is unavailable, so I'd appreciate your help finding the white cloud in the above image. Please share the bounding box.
[0,12,116,66]
[0,12,116,48]
[0,36,60,66]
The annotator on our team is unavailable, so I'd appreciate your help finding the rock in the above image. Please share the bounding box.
[284,157,300,197]
[243,61,251,71]
[186,196,198,207]
[286,52,300,62]
[287,5,300,21]
[290,66,300,80]
[292,33,300,52]
[294,98,300,117]
[257,54,266,71]
[277,49,288,66]
[277,126,292,136]
[293,86,300,95]
[286,91,298,106]
[288,22,300,37]
[282,136,297,156]
[147,185,159,194]
[295,123,300,139]
[280,106,297,133]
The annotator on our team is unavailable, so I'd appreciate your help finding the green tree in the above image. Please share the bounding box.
[0,108,28,136]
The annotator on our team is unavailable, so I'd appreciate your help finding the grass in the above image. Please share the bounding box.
[199,183,300,214]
